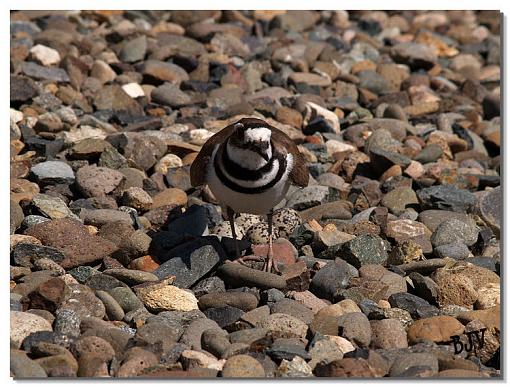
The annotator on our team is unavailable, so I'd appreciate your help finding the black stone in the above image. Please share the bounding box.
[289,224,315,248]
[85,273,129,291]
[11,75,39,102]
[203,306,244,329]
[388,292,439,319]
[303,116,335,135]
[370,147,412,176]
[409,272,439,306]
[358,299,386,320]
[148,231,193,262]
[220,237,251,259]
[22,331,71,353]
[163,204,208,237]
[416,185,476,213]
[67,266,101,284]
[153,236,226,288]
[343,348,370,359]
[266,339,310,361]
[358,19,382,36]
[12,243,66,268]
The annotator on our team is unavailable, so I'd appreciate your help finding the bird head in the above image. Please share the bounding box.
[229,119,272,162]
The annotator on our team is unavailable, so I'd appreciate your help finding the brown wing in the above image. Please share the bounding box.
[270,126,309,187]
[190,124,237,187]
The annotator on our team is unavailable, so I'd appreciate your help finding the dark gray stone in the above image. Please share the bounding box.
[107,287,144,313]
[85,274,128,291]
[217,262,287,290]
[11,75,39,102]
[203,306,244,329]
[434,243,471,259]
[341,235,388,268]
[192,276,226,298]
[479,186,501,235]
[286,185,333,211]
[409,272,439,305]
[416,185,476,213]
[310,259,358,300]
[388,292,439,319]
[68,266,101,284]
[414,144,443,163]
[12,243,66,268]
[54,309,81,337]
[30,161,75,185]
[154,237,226,288]
[266,338,311,361]
[22,61,70,82]
[430,219,478,247]
[135,321,183,344]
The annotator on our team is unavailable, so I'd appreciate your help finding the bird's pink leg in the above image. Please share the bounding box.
[263,210,281,274]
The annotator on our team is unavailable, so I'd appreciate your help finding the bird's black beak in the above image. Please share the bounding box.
[246,141,270,161]
[260,151,270,162]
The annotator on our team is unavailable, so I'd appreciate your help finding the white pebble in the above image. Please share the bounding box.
[29,44,61,66]
[325,139,356,155]
[10,109,24,123]
[122,82,145,98]
[189,129,215,146]
[154,154,183,174]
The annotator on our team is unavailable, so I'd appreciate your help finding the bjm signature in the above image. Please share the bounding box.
[449,328,487,355]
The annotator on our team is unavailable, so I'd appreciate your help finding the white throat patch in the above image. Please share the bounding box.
[244,127,272,143]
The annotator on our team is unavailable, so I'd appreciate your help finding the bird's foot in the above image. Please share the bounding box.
[263,249,281,274]
[230,255,265,267]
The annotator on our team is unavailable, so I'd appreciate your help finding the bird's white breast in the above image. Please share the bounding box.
[206,145,294,215]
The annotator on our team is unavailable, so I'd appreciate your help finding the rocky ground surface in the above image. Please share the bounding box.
[10,10,501,378]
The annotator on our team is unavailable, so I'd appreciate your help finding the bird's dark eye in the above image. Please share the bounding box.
[234,122,244,135]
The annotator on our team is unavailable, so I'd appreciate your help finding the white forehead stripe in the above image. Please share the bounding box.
[244,127,272,142]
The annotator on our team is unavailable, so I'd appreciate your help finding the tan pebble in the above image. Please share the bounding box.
[379,165,402,182]
[404,160,425,179]
[323,223,337,232]
[86,225,98,235]
[10,234,41,249]
[307,219,323,232]
[378,300,391,309]
[154,154,183,174]
[475,282,500,310]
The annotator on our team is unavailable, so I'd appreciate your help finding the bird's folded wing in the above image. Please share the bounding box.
[270,128,309,187]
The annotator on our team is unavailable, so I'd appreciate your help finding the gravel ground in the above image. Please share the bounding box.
[10,10,501,378]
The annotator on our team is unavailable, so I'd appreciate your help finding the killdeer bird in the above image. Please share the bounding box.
[190,117,309,273]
